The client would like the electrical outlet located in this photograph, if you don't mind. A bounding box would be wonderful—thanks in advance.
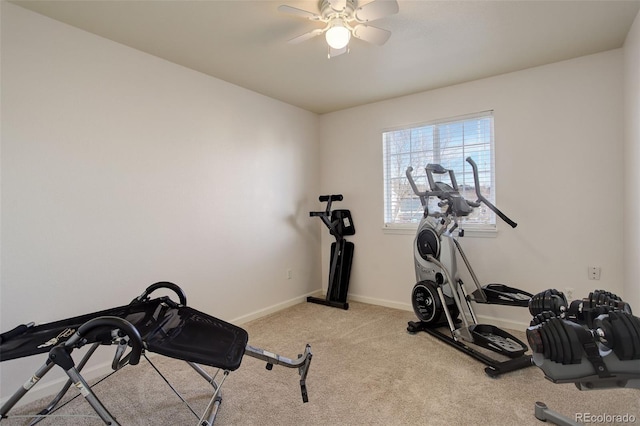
[287,269,292,280]
[588,266,601,280]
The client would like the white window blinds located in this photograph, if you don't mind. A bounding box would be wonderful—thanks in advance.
[382,111,495,229]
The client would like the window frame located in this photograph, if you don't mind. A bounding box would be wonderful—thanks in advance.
[382,111,497,235]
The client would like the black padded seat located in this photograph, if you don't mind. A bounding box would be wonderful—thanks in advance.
[1,297,249,371]
[138,305,248,371]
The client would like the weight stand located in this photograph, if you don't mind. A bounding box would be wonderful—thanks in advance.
[308,195,355,310]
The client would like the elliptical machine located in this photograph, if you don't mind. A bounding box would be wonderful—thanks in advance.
[307,194,355,310]
[406,157,533,377]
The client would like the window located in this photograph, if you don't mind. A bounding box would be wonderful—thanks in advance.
[382,111,495,230]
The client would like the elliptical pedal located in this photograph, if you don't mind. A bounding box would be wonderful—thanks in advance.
[472,284,533,307]
[469,324,528,358]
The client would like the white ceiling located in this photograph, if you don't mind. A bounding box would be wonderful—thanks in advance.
[11,0,640,114]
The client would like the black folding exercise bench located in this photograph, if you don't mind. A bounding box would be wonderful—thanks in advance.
[0,282,312,425]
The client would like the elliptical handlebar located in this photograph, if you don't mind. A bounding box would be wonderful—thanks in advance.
[405,167,429,199]
[406,165,467,201]
[406,158,518,228]
[426,163,459,193]
[465,157,517,228]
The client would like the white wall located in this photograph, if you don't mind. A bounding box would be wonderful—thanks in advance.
[1,2,320,400]
[319,50,625,327]
[624,10,640,311]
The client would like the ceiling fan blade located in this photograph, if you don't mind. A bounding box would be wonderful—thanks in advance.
[352,24,391,45]
[277,5,321,21]
[328,45,348,58]
[354,0,399,22]
[327,0,347,12]
[288,28,324,44]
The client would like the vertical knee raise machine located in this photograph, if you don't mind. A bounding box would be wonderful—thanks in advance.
[307,195,355,310]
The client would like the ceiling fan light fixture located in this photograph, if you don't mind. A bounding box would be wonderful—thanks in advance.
[280,0,398,57]
[325,19,351,49]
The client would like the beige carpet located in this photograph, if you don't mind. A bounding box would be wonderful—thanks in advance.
[4,301,639,425]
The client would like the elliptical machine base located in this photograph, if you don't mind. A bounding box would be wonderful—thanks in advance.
[407,279,531,377]
[407,320,533,377]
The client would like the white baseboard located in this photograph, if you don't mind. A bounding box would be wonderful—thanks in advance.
[347,293,413,312]
[229,290,320,325]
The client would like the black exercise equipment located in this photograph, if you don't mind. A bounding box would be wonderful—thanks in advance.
[406,157,534,377]
[527,289,639,425]
[307,194,355,310]
[0,282,312,425]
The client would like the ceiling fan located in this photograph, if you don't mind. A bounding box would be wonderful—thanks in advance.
[278,0,399,58]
